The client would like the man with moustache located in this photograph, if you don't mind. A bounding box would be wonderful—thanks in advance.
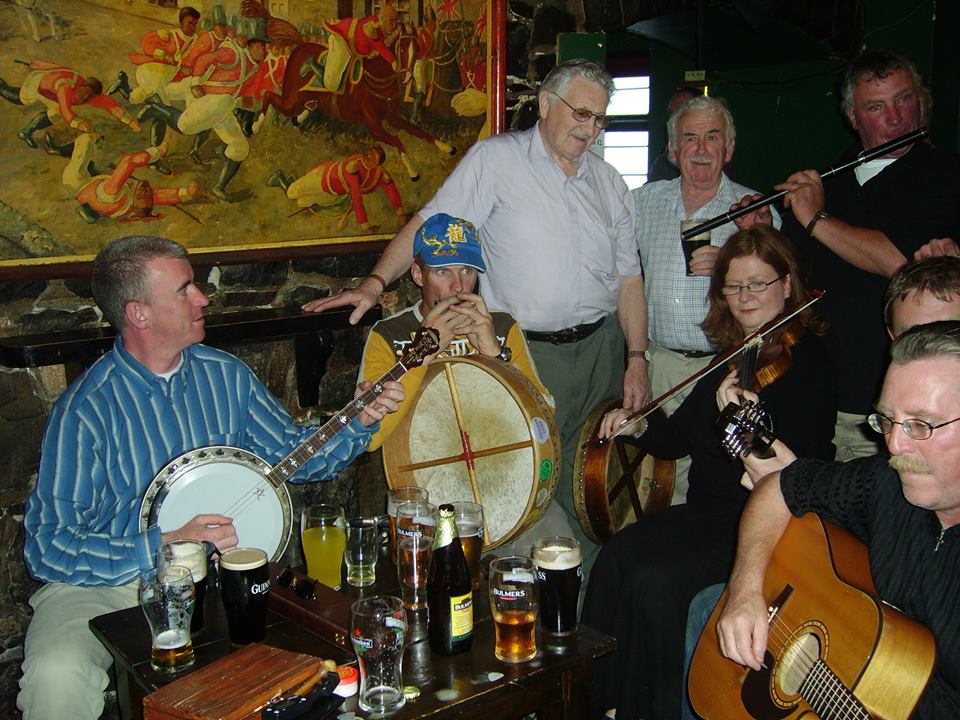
[680,255,960,720]
[647,86,702,183]
[776,49,960,460]
[632,95,775,502]
[18,236,403,720]
[716,320,960,719]
[305,59,645,578]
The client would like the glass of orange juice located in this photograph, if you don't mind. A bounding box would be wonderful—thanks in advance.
[301,504,346,589]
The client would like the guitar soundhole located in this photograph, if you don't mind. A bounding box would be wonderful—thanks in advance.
[776,632,822,696]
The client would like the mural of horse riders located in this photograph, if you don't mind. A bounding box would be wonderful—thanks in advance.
[259,1,457,181]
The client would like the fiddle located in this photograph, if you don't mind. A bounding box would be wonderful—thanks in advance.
[591,290,824,446]
[718,320,808,460]
[734,321,807,394]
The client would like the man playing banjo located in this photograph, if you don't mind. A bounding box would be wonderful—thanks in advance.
[18,235,404,720]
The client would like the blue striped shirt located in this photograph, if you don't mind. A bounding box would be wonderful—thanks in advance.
[24,338,375,586]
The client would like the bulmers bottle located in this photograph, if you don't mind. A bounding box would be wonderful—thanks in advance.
[427,504,473,654]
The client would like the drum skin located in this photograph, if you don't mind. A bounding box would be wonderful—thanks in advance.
[573,399,675,544]
[140,446,294,562]
[382,356,559,550]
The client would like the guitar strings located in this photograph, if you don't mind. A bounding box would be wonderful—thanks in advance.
[765,615,870,718]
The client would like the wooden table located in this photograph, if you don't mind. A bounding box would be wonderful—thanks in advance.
[90,563,615,720]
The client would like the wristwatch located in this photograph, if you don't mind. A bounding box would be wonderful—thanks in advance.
[496,344,512,363]
[805,209,830,237]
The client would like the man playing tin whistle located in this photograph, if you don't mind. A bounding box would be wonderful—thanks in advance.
[18,235,404,720]
[358,213,574,552]
[774,48,960,461]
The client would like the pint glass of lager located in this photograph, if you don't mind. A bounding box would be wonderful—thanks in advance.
[533,537,582,636]
[219,547,270,645]
[388,487,429,563]
[140,565,196,673]
[452,501,484,590]
[158,540,208,635]
[489,556,538,663]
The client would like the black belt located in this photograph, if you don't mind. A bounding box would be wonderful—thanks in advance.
[526,317,605,345]
[666,347,716,359]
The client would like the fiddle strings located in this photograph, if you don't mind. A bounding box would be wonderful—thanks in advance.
[763,613,871,718]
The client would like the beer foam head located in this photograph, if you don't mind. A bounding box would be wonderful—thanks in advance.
[220,547,268,571]
[162,540,207,578]
[534,543,581,570]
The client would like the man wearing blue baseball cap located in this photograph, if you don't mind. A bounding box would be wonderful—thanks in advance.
[358,214,574,548]
[359,213,552,447]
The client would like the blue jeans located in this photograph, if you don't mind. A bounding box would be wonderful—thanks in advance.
[681,583,725,720]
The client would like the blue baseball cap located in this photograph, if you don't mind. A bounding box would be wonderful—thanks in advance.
[413,213,486,272]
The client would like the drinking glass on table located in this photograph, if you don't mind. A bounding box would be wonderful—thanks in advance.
[157,539,209,635]
[396,500,437,555]
[140,565,196,673]
[345,516,379,587]
[397,529,433,611]
[452,500,484,590]
[387,486,428,562]
[218,547,270,645]
[533,536,582,636]
[489,556,538,663]
[301,504,346,589]
[351,595,407,715]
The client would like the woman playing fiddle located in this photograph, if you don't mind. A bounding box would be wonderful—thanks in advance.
[581,226,836,720]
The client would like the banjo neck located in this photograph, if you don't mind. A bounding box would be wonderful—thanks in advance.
[267,327,441,484]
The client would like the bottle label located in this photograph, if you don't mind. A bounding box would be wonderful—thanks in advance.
[450,591,473,641]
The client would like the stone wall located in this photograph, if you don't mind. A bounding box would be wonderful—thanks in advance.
[0,0,579,715]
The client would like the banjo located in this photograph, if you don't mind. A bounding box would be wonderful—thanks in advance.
[139,327,441,562]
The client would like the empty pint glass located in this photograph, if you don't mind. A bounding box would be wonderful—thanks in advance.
[219,547,270,645]
[387,486,428,562]
[452,501,484,590]
[351,595,407,715]
[533,536,582,636]
[489,556,538,663]
[345,516,379,587]
[140,565,196,673]
[158,540,208,635]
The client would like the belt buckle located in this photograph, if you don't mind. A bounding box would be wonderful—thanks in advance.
[551,327,577,344]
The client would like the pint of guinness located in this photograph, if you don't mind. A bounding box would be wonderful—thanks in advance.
[219,547,270,645]
[533,537,581,636]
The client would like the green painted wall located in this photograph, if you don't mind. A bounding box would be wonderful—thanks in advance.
[605,0,959,192]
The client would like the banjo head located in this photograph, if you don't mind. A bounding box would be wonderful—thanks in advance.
[140,446,293,563]
[573,399,675,543]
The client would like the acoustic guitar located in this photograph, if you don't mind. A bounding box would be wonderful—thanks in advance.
[689,512,935,720]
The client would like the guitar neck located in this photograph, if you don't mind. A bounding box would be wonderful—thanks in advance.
[266,360,410,484]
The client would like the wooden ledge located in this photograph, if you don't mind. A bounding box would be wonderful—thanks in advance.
[0,305,384,406]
